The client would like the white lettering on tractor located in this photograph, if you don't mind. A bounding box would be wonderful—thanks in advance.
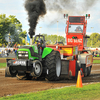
[68,38,73,43]
[68,38,82,43]
[13,61,26,66]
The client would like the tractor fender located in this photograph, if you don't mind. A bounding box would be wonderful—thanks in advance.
[42,47,53,58]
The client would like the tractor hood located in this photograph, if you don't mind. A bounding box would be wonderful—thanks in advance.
[17,45,39,60]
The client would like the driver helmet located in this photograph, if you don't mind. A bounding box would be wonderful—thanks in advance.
[38,38,43,43]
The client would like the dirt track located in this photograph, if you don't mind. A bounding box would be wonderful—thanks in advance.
[0,64,100,97]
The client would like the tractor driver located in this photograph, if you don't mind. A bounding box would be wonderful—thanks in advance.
[75,26,82,33]
[37,38,43,55]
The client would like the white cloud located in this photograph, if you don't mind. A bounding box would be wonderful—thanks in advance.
[0,0,6,3]
[86,32,92,36]
[97,19,100,23]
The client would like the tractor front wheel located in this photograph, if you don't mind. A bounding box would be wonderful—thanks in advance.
[30,60,43,77]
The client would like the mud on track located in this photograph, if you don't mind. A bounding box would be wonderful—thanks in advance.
[0,64,100,97]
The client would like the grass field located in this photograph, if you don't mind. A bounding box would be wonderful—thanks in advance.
[0,63,6,68]
[0,83,100,100]
[93,60,100,63]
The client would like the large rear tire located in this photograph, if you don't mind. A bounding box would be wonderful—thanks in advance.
[87,66,91,76]
[84,66,88,77]
[44,50,62,81]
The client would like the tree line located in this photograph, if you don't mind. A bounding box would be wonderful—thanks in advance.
[87,33,100,48]
[41,34,65,44]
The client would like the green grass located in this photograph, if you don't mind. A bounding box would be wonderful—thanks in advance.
[0,83,100,100]
[93,60,100,63]
[0,63,6,68]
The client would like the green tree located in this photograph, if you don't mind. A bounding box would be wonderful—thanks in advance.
[87,33,100,47]
[0,14,27,46]
[95,41,100,47]
[0,14,10,45]
[20,31,27,38]
[11,31,27,46]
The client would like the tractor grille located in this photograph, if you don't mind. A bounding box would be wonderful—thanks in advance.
[18,51,29,59]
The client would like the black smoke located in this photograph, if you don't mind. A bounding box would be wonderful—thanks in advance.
[25,0,46,38]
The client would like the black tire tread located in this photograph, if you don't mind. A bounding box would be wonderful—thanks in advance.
[84,67,88,77]
[43,50,61,81]
[87,66,91,76]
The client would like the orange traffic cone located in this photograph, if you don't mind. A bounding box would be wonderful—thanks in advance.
[76,71,83,88]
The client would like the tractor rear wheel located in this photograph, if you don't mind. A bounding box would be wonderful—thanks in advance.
[5,66,17,77]
[87,66,91,76]
[84,66,88,77]
[44,50,62,81]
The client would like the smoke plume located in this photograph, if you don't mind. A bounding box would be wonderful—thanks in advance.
[45,0,98,14]
[45,0,76,13]
[25,0,46,38]
[43,0,98,24]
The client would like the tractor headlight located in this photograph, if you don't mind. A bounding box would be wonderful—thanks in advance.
[25,54,28,57]
[18,51,29,59]
[18,54,22,57]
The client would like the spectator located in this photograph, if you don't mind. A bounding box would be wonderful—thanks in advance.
[8,49,11,53]
[15,48,17,56]
[4,49,7,56]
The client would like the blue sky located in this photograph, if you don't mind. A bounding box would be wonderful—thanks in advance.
[0,0,100,37]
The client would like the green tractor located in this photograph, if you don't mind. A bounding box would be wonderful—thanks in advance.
[5,35,62,81]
